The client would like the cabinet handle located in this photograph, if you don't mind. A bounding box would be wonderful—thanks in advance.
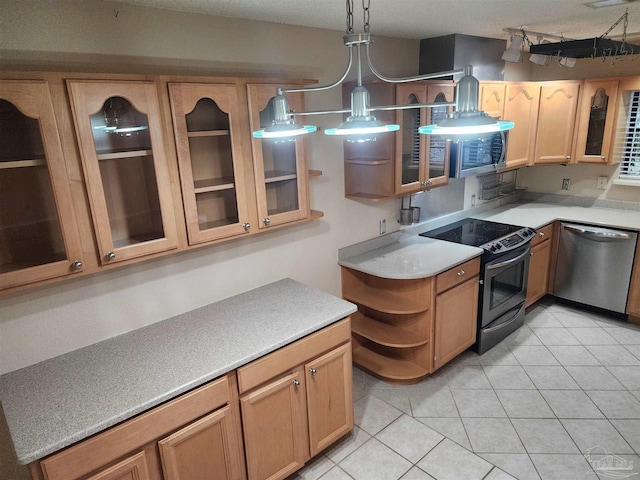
[457,269,466,276]
[105,251,116,261]
[293,379,300,388]
[262,218,271,226]
[242,222,250,231]
[309,368,317,376]
[72,260,83,271]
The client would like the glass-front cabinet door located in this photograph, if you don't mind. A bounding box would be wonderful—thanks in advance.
[395,82,452,196]
[67,80,178,265]
[168,83,251,244]
[0,80,83,290]
[574,79,619,164]
[247,84,309,229]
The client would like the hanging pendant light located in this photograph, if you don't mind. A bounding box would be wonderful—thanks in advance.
[252,0,514,141]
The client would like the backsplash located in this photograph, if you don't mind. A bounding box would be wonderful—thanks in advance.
[522,192,640,212]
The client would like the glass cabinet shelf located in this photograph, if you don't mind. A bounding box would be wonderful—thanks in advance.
[264,170,298,183]
[96,149,153,161]
[193,176,236,193]
[186,129,229,138]
[0,159,47,169]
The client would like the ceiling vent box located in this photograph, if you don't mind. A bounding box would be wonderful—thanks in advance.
[419,34,507,81]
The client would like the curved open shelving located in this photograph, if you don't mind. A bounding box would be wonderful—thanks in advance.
[344,286,428,315]
[351,311,429,348]
[352,346,429,384]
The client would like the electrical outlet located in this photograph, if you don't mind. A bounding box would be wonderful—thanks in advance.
[562,178,571,190]
[597,176,608,190]
[471,194,476,207]
[379,219,386,235]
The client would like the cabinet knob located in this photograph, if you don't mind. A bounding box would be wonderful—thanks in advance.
[72,260,83,271]
[293,379,300,388]
[601,156,606,160]
[105,251,116,261]
[565,156,571,160]
[457,269,466,276]
[530,252,534,257]
[426,179,432,186]
[242,222,251,231]
[309,368,317,376]
[262,218,271,226]
[539,232,545,237]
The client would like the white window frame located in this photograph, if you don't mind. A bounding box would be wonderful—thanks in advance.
[613,89,640,186]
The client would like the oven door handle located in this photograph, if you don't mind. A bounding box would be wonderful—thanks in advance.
[486,249,529,270]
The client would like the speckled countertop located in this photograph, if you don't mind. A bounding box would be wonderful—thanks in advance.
[0,278,357,465]
[339,201,640,280]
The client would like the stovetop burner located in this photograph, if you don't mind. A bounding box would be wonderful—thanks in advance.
[420,218,536,254]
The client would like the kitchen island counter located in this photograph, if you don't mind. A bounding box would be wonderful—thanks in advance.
[0,278,357,465]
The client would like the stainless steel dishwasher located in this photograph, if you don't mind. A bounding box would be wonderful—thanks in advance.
[554,223,638,314]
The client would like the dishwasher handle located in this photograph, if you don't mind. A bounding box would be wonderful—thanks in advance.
[563,224,631,242]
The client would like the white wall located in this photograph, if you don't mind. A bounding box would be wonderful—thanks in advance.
[0,0,417,374]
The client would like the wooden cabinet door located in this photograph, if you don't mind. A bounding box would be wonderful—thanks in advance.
[573,79,619,164]
[434,277,478,371]
[158,406,244,480]
[305,343,353,457]
[395,83,428,195]
[533,82,581,164]
[85,451,153,480]
[479,82,506,119]
[0,80,84,291]
[66,80,178,265]
[424,83,454,189]
[526,240,551,308]
[627,240,640,321]
[247,84,310,229]
[240,369,309,480]
[503,83,540,169]
[168,83,254,244]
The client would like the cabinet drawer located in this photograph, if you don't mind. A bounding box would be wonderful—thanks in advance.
[237,318,351,394]
[436,258,480,294]
[531,223,554,247]
[39,376,231,480]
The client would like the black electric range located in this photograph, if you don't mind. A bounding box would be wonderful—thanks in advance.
[419,218,536,256]
[421,218,536,354]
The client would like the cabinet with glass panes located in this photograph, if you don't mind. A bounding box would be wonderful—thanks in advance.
[395,81,453,196]
[66,80,179,265]
[0,80,84,290]
[247,84,321,229]
[168,83,253,244]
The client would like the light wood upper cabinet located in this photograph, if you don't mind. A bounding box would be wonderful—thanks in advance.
[573,79,620,164]
[503,83,540,169]
[168,83,253,244]
[247,84,310,229]
[0,80,84,290]
[533,81,581,164]
[479,82,506,119]
[394,82,453,196]
[67,80,179,265]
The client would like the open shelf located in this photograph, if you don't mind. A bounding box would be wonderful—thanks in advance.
[351,312,429,348]
[194,177,236,193]
[345,192,391,202]
[199,217,239,230]
[344,158,391,165]
[309,169,322,177]
[97,149,153,161]
[187,129,229,138]
[345,287,427,314]
[264,170,297,183]
[310,210,324,220]
[0,159,47,169]
[352,346,428,384]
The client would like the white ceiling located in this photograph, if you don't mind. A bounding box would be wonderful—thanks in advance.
[107,0,640,42]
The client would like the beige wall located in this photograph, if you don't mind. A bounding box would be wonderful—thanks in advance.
[0,0,418,374]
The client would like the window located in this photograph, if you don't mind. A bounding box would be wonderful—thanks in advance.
[613,89,640,185]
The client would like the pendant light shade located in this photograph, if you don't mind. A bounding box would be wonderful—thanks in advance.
[419,66,514,137]
[252,93,317,139]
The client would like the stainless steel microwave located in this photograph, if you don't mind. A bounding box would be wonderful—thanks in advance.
[449,131,508,178]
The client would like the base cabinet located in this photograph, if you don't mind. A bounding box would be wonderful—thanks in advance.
[433,259,480,371]
[627,237,640,323]
[525,223,555,308]
[237,320,353,480]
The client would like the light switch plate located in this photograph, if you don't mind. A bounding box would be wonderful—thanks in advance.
[597,176,608,190]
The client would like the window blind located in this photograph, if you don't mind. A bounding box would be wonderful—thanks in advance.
[615,90,640,183]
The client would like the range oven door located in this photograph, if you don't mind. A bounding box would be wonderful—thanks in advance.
[480,243,530,329]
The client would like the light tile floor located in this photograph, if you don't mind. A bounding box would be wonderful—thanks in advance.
[288,299,640,480]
